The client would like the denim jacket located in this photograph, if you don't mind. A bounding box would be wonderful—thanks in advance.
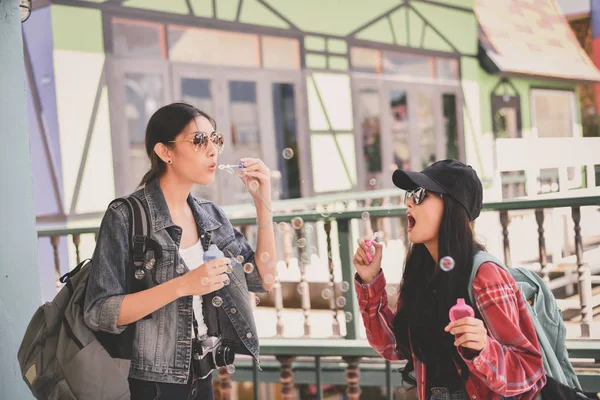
[84,178,266,384]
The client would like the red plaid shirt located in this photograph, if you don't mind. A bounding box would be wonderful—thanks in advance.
[355,262,546,400]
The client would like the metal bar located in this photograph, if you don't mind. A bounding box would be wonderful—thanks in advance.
[338,219,361,339]
[252,358,259,400]
[499,210,512,267]
[385,360,392,400]
[315,356,323,400]
[535,209,549,281]
[324,220,341,336]
[572,206,592,337]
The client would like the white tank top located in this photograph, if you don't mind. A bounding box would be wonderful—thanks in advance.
[179,239,209,339]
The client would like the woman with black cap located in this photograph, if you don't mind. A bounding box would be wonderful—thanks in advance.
[352,160,546,400]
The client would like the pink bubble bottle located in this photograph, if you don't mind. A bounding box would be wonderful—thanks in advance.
[449,298,474,322]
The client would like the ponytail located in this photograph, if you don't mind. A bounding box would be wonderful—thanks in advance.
[138,152,164,188]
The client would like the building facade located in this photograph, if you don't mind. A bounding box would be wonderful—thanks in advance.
[24,0,600,298]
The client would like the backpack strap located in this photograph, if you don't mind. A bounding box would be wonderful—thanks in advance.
[468,251,509,306]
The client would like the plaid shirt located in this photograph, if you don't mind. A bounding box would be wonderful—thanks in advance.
[355,262,546,400]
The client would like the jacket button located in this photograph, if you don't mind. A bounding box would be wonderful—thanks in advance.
[246,332,253,339]
[176,264,186,274]
[231,308,237,314]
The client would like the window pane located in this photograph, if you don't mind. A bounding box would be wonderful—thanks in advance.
[436,58,459,80]
[596,164,600,187]
[443,94,459,160]
[262,36,300,70]
[181,78,214,116]
[311,134,356,192]
[358,88,382,189]
[113,19,164,58]
[537,168,560,194]
[532,90,575,138]
[351,47,380,73]
[168,26,260,67]
[311,74,353,131]
[501,171,527,199]
[390,89,410,170]
[383,52,433,77]
[417,91,436,169]
[272,83,300,199]
[179,78,219,202]
[493,106,519,139]
[125,72,164,186]
[567,166,587,190]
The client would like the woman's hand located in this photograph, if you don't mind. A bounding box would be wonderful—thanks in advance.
[445,317,488,352]
[238,158,271,201]
[177,257,231,297]
[353,237,384,284]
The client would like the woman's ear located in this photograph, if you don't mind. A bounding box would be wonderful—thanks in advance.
[154,142,172,164]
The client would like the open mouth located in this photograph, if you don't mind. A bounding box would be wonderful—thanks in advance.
[407,213,416,231]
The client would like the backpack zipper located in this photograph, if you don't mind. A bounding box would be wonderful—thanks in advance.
[63,317,84,350]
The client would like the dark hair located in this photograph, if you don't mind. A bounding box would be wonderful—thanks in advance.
[393,195,485,386]
[138,102,216,187]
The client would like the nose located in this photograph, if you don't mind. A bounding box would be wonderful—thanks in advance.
[206,140,217,158]
[405,194,415,208]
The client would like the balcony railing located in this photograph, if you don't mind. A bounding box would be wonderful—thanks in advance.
[37,194,600,397]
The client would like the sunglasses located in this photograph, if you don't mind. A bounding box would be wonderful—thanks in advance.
[404,187,444,205]
[169,131,225,153]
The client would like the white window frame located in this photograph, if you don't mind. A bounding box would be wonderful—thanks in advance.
[530,89,578,139]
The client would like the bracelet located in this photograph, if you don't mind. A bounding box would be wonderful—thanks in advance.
[256,217,273,229]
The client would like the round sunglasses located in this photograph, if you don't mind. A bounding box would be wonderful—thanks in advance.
[169,131,225,153]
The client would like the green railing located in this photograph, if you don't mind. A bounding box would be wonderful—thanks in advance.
[37,195,600,398]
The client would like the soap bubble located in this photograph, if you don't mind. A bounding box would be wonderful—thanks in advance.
[300,252,309,264]
[310,246,318,255]
[291,216,304,230]
[297,238,307,248]
[226,266,233,274]
[282,148,294,160]
[277,222,289,233]
[223,278,230,286]
[212,296,223,307]
[340,281,350,292]
[386,285,397,296]
[345,312,353,322]
[361,211,370,220]
[369,178,377,186]
[201,277,210,286]
[236,255,245,264]
[255,296,261,306]
[296,282,307,295]
[336,296,347,307]
[226,365,236,374]
[440,256,456,272]
[134,269,145,280]
[243,263,254,273]
[260,252,271,262]
[271,170,282,179]
[264,274,275,284]
[321,288,332,300]
[249,180,259,190]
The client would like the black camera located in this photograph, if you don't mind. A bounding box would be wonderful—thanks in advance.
[192,336,235,379]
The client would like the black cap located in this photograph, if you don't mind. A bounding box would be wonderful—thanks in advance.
[392,159,483,221]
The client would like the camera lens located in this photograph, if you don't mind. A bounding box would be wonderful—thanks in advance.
[215,345,235,367]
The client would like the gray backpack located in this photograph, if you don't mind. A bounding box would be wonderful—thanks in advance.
[469,251,583,398]
[17,196,160,400]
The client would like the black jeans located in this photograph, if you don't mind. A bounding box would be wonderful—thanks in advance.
[129,373,214,400]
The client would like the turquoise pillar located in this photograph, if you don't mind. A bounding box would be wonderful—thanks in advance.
[0,1,41,399]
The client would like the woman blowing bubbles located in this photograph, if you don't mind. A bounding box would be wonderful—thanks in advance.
[84,103,276,400]
[353,160,546,400]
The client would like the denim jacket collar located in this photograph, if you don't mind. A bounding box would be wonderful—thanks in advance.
[144,178,222,233]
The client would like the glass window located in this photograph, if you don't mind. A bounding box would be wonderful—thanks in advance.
[358,88,382,189]
[261,36,300,70]
[168,26,260,67]
[112,19,165,58]
[436,58,459,80]
[537,168,560,194]
[181,78,214,116]
[124,72,164,186]
[596,164,600,187]
[443,94,459,160]
[531,89,576,138]
[390,89,410,170]
[501,171,527,199]
[351,47,380,73]
[567,166,587,190]
[308,74,353,131]
[229,81,260,146]
[417,91,436,169]
[272,83,300,199]
[382,52,433,77]
[311,134,356,192]
[493,106,520,139]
